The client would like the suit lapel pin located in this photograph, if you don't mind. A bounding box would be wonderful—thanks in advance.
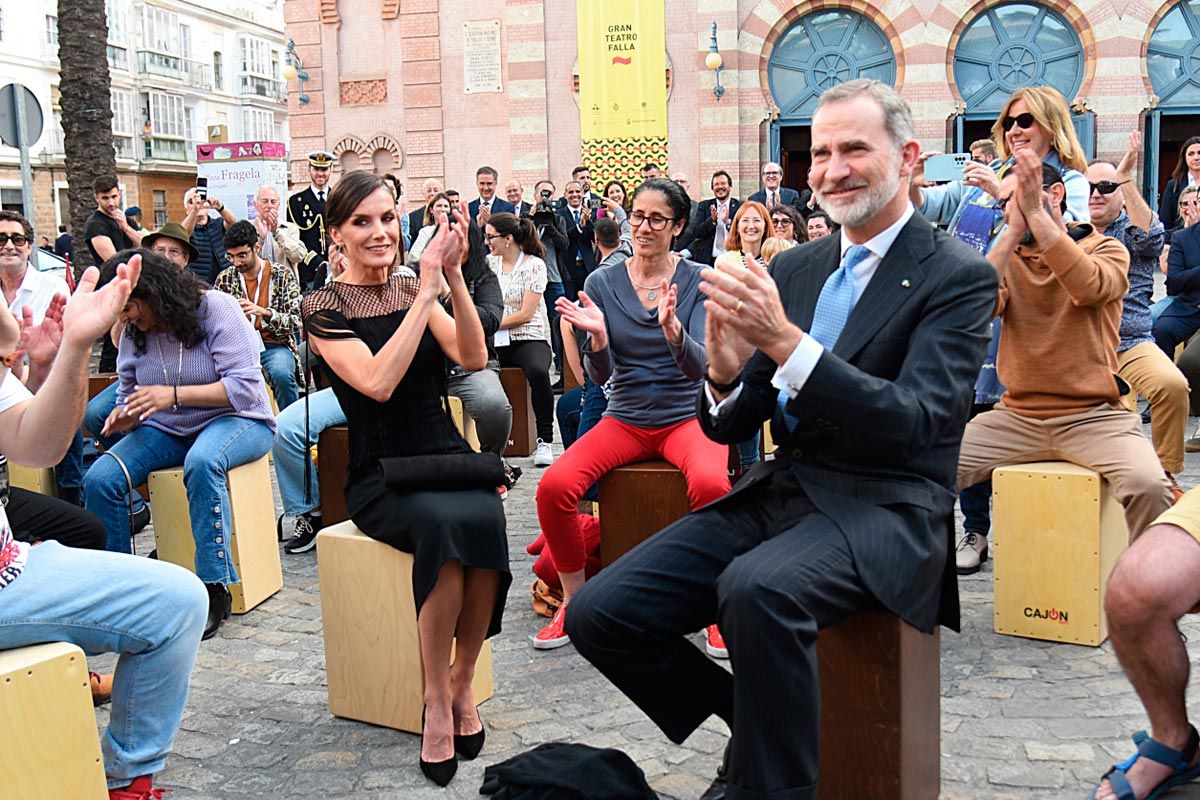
[901,279,911,288]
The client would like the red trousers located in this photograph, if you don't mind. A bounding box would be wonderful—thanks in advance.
[536,416,732,574]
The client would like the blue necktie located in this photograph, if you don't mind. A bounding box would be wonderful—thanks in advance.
[777,244,873,431]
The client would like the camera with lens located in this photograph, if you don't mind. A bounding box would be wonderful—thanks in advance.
[532,188,556,223]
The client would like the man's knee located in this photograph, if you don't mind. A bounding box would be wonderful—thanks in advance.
[1106,532,1182,625]
[717,554,809,627]
[564,579,624,654]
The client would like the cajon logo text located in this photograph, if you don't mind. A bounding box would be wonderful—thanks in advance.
[1023,606,1069,624]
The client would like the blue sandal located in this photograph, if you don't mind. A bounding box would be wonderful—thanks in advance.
[1092,726,1200,799]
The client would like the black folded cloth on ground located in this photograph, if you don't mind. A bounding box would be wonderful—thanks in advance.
[479,742,658,800]
[379,452,503,492]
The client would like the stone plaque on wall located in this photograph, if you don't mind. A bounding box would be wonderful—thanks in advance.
[462,20,502,94]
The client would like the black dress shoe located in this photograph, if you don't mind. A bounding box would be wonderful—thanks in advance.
[454,718,485,760]
[699,741,730,800]
[202,582,231,640]
[420,707,458,785]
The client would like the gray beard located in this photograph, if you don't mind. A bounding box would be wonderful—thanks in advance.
[817,168,901,229]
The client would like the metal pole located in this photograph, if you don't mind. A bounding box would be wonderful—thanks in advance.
[13,89,38,269]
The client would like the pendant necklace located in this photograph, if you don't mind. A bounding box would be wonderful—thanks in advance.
[628,257,674,301]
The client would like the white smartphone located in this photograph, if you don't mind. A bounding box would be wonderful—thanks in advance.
[924,153,970,183]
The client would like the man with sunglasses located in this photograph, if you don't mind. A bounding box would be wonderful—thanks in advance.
[958,148,1172,549]
[1085,136,1185,500]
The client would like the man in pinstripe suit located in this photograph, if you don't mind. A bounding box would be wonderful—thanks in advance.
[566,80,998,799]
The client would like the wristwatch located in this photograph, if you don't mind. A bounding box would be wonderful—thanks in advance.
[705,370,741,394]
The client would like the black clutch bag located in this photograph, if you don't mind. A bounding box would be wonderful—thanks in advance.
[379,452,505,492]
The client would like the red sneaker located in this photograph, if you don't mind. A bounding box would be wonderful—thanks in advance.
[109,775,166,799]
[706,625,729,659]
[532,599,571,650]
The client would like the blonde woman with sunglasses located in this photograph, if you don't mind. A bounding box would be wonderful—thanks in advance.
[912,85,1090,256]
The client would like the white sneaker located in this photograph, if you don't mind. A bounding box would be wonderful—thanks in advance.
[955,531,988,575]
[533,439,554,467]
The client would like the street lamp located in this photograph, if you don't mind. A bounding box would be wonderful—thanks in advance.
[282,38,311,105]
[706,22,725,101]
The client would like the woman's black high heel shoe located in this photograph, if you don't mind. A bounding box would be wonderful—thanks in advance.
[420,707,458,786]
[454,717,486,760]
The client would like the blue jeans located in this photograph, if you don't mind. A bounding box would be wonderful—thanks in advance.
[84,416,274,585]
[0,541,206,787]
[1150,297,1173,325]
[736,433,761,470]
[557,386,583,448]
[54,429,85,489]
[85,381,121,450]
[578,378,608,502]
[261,343,299,411]
[84,382,146,512]
[544,281,565,370]
[272,387,346,517]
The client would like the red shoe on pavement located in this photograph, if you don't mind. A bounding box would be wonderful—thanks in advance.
[532,599,571,650]
[108,775,166,799]
[705,625,729,659]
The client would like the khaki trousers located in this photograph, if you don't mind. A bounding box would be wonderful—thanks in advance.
[1117,341,1189,474]
[957,404,1172,539]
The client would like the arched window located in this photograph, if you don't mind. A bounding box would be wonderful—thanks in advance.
[339,150,360,174]
[1148,1,1200,106]
[372,148,394,175]
[952,3,1084,111]
[767,10,896,121]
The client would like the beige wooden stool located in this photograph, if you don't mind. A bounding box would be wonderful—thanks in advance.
[8,462,58,498]
[444,396,481,452]
[149,455,283,614]
[316,520,494,733]
[0,642,107,798]
[992,461,1128,646]
[500,367,537,457]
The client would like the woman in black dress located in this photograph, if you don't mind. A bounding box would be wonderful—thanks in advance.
[302,171,510,786]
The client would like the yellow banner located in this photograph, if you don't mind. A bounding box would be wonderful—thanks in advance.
[577,0,669,184]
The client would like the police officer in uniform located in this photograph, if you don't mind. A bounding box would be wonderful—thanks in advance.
[287,150,334,290]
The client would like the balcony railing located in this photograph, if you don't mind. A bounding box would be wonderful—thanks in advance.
[143,137,187,162]
[114,137,137,161]
[184,62,212,90]
[136,51,213,90]
[107,45,129,72]
[137,50,183,80]
[239,74,285,102]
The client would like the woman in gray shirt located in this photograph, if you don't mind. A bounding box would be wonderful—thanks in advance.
[532,178,732,652]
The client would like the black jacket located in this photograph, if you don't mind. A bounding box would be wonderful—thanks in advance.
[700,214,997,632]
[679,197,741,265]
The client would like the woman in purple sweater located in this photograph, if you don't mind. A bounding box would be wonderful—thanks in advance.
[84,250,276,640]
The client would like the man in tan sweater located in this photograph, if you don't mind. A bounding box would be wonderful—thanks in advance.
[956,147,1171,566]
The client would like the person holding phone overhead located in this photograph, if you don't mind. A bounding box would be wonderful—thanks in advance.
[908,85,1091,576]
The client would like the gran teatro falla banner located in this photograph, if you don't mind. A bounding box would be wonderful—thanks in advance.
[576,0,669,186]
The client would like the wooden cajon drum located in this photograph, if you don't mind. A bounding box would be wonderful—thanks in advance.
[817,613,940,798]
[316,521,494,733]
[563,364,582,394]
[597,460,692,567]
[992,461,1128,646]
[444,396,480,452]
[318,425,350,526]
[149,455,283,614]
[8,462,58,498]
[0,642,107,798]
[87,373,119,400]
[500,367,537,457]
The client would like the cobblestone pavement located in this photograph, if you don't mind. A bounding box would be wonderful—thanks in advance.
[89,416,1200,799]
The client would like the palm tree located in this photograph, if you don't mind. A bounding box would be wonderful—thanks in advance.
[57,0,116,271]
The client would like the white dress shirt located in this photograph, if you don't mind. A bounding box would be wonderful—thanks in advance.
[707,202,915,416]
[6,262,70,321]
[712,200,731,259]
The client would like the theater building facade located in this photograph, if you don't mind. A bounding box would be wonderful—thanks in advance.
[284,0,1200,210]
